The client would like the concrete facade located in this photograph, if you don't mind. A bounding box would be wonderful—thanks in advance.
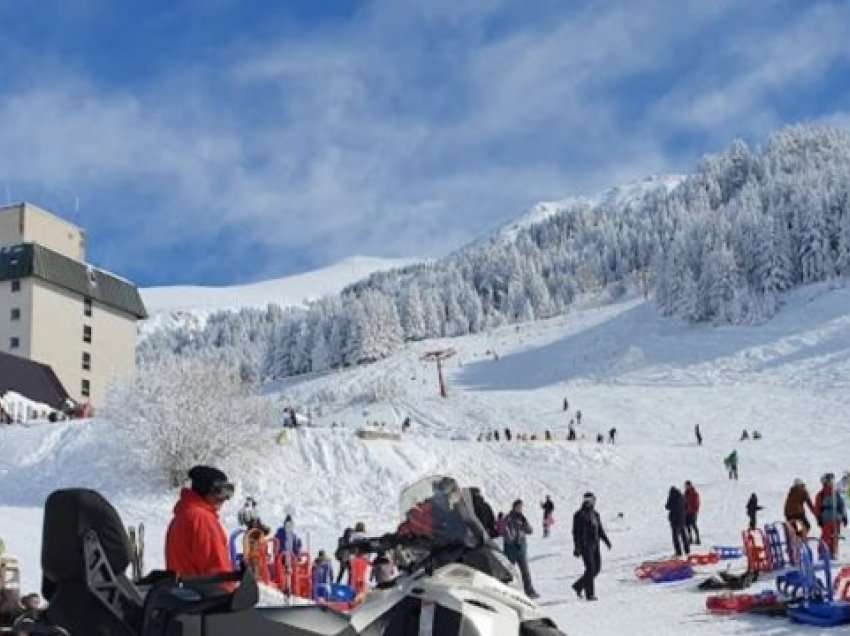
[0,203,86,261]
[0,204,141,408]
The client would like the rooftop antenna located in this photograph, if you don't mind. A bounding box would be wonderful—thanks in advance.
[421,348,457,398]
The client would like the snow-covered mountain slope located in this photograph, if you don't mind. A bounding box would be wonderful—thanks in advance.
[495,174,685,242]
[140,255,418,333]
[2,282,850,635]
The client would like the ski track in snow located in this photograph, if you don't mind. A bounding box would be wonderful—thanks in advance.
[2,282,850,635]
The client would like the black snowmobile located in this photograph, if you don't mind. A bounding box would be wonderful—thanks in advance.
[20,475,566,636]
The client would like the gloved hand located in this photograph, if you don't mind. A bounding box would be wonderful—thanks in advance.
[573,549,580,557]
[604,540,612,550]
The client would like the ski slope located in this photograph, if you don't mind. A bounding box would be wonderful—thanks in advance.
[2,281,850,635]
[140,255,418,334]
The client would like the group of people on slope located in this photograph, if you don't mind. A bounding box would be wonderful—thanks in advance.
[665,481,701,557]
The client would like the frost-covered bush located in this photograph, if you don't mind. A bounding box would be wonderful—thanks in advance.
[104,355,275,486]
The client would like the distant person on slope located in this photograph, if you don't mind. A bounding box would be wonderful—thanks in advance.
[541,496,555,538]
[608,428,617,444]
[814,473,848,558]
[784,479,815,536]
[665,486,690,557]
[572,492,611,601]
[746,493,763,531]
[740,429,749,441]
[503,500,539,599]
[563,398,569,412]
[694,424,703,446]
[724,451,739,480]
[165,465,234,578]
[684,481,701,545]
[576,410,582,426]
[505,428,512,441]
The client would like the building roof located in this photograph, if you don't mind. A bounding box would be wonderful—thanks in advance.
[0,351,71,408]
[0,243,147,319]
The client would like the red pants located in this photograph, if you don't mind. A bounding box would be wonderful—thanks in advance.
[822,523,839,559]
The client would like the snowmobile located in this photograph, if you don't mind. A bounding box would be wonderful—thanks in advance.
[22,475,566,636]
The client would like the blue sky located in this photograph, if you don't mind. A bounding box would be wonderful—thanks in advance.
[1,0,849,286]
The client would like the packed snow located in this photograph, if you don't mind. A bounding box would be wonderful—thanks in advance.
[2,282,850,635]
[140,255,418,334]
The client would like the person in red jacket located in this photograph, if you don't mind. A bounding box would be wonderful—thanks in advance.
[684,480,701,546]
[165,465,235,578]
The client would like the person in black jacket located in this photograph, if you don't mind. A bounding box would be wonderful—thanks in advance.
[665,486,690,557]
[572,492,611,601]
[746,493,763,530]
[541,496,555,538]
[470,487,497,538]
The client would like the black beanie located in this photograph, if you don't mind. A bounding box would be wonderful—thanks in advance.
[188,465,228,496]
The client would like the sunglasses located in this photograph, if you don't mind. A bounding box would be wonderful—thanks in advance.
[210,481,235,501]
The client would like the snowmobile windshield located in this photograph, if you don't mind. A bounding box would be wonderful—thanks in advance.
[397,476,484,550]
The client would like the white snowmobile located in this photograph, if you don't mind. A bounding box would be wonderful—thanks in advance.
[21,476,566,636]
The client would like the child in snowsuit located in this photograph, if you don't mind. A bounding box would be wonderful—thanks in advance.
[746,494,763,531]
[572,492,611,601]
[541,496,555,538]
[666,486,690,557]
[312,551,335,600]
[814,473,848,558]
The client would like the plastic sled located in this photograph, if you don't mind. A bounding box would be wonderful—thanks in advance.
[635,559,686,580]
[688,552,720,566]
[764,522,788,569]
[776,538,831,602]
[706,590,782,615]
[787,601,850,627]
[713,546,743,560]
[743,528,774,573]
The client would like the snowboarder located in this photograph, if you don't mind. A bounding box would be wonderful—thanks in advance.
[724,450,739,480]
[563,397,569,412]
[572,492,611,601]
[694,424,703,446]
[165,465,234,579]
[503,500,539,599]
[746,493,763,531]
[740,429,749,441]
[505,428,512,441]
[684,481,701,545]
[541,496,555,538]
[335,528,354,584]
[568,423,576,441]
[784,479,815,535]
[814,473,848,559]
[608,428,617,444]
[666,486,690,557]
[312,551,335,600]
[576,410,582,426]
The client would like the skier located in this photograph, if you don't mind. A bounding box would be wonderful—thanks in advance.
[665,486,690,557]
[608,428,617,444]
[335,528,354,584]
[746,493,763,531]
[541,496,555,538]
[694,424,703,446]
[740,429,749,441]
[165,465,234,579]
[814,473,848,558]
[311,550,335,600]
[684,481,701,545]
[784,479,815,536]
[576,410,582,426]
[724,450,739,480]
[571,492,611,601]
[502,500,539,599]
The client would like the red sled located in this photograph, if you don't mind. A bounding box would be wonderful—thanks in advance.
[687,552,720,566]
[707,591,782,614]
[635,559,690,581]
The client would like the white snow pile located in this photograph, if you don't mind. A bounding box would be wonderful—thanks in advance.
[140,255,418,334]
[2,281,850,635]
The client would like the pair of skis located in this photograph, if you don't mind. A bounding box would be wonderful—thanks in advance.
[128,523,145,582]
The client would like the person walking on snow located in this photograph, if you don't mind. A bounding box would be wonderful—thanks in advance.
[335,528,354,585]
[724,450,739,480]
[563,397,569,412]
[572,492,611,601]
[608,428,617,444]
[541,496,555,538]
[814,473,848,558]
[694,424,702,446]
[165,465,234,579]
[503,500,539,599]
[666,486,690,557]
[746,493,763,531]
[784,479,815,536]
[576,410,582,426]
[684,481,701,545]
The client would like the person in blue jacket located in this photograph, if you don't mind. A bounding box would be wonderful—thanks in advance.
[275,515,303,556]
[311,550,335,600]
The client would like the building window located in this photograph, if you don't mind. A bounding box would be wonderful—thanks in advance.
[82,352,91,371]
[11,280,20,292]
[9,337,19,349]
[81,379,90,397]
[84,297,92,317]
[10,308,20,321]
[83,325,92,343]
